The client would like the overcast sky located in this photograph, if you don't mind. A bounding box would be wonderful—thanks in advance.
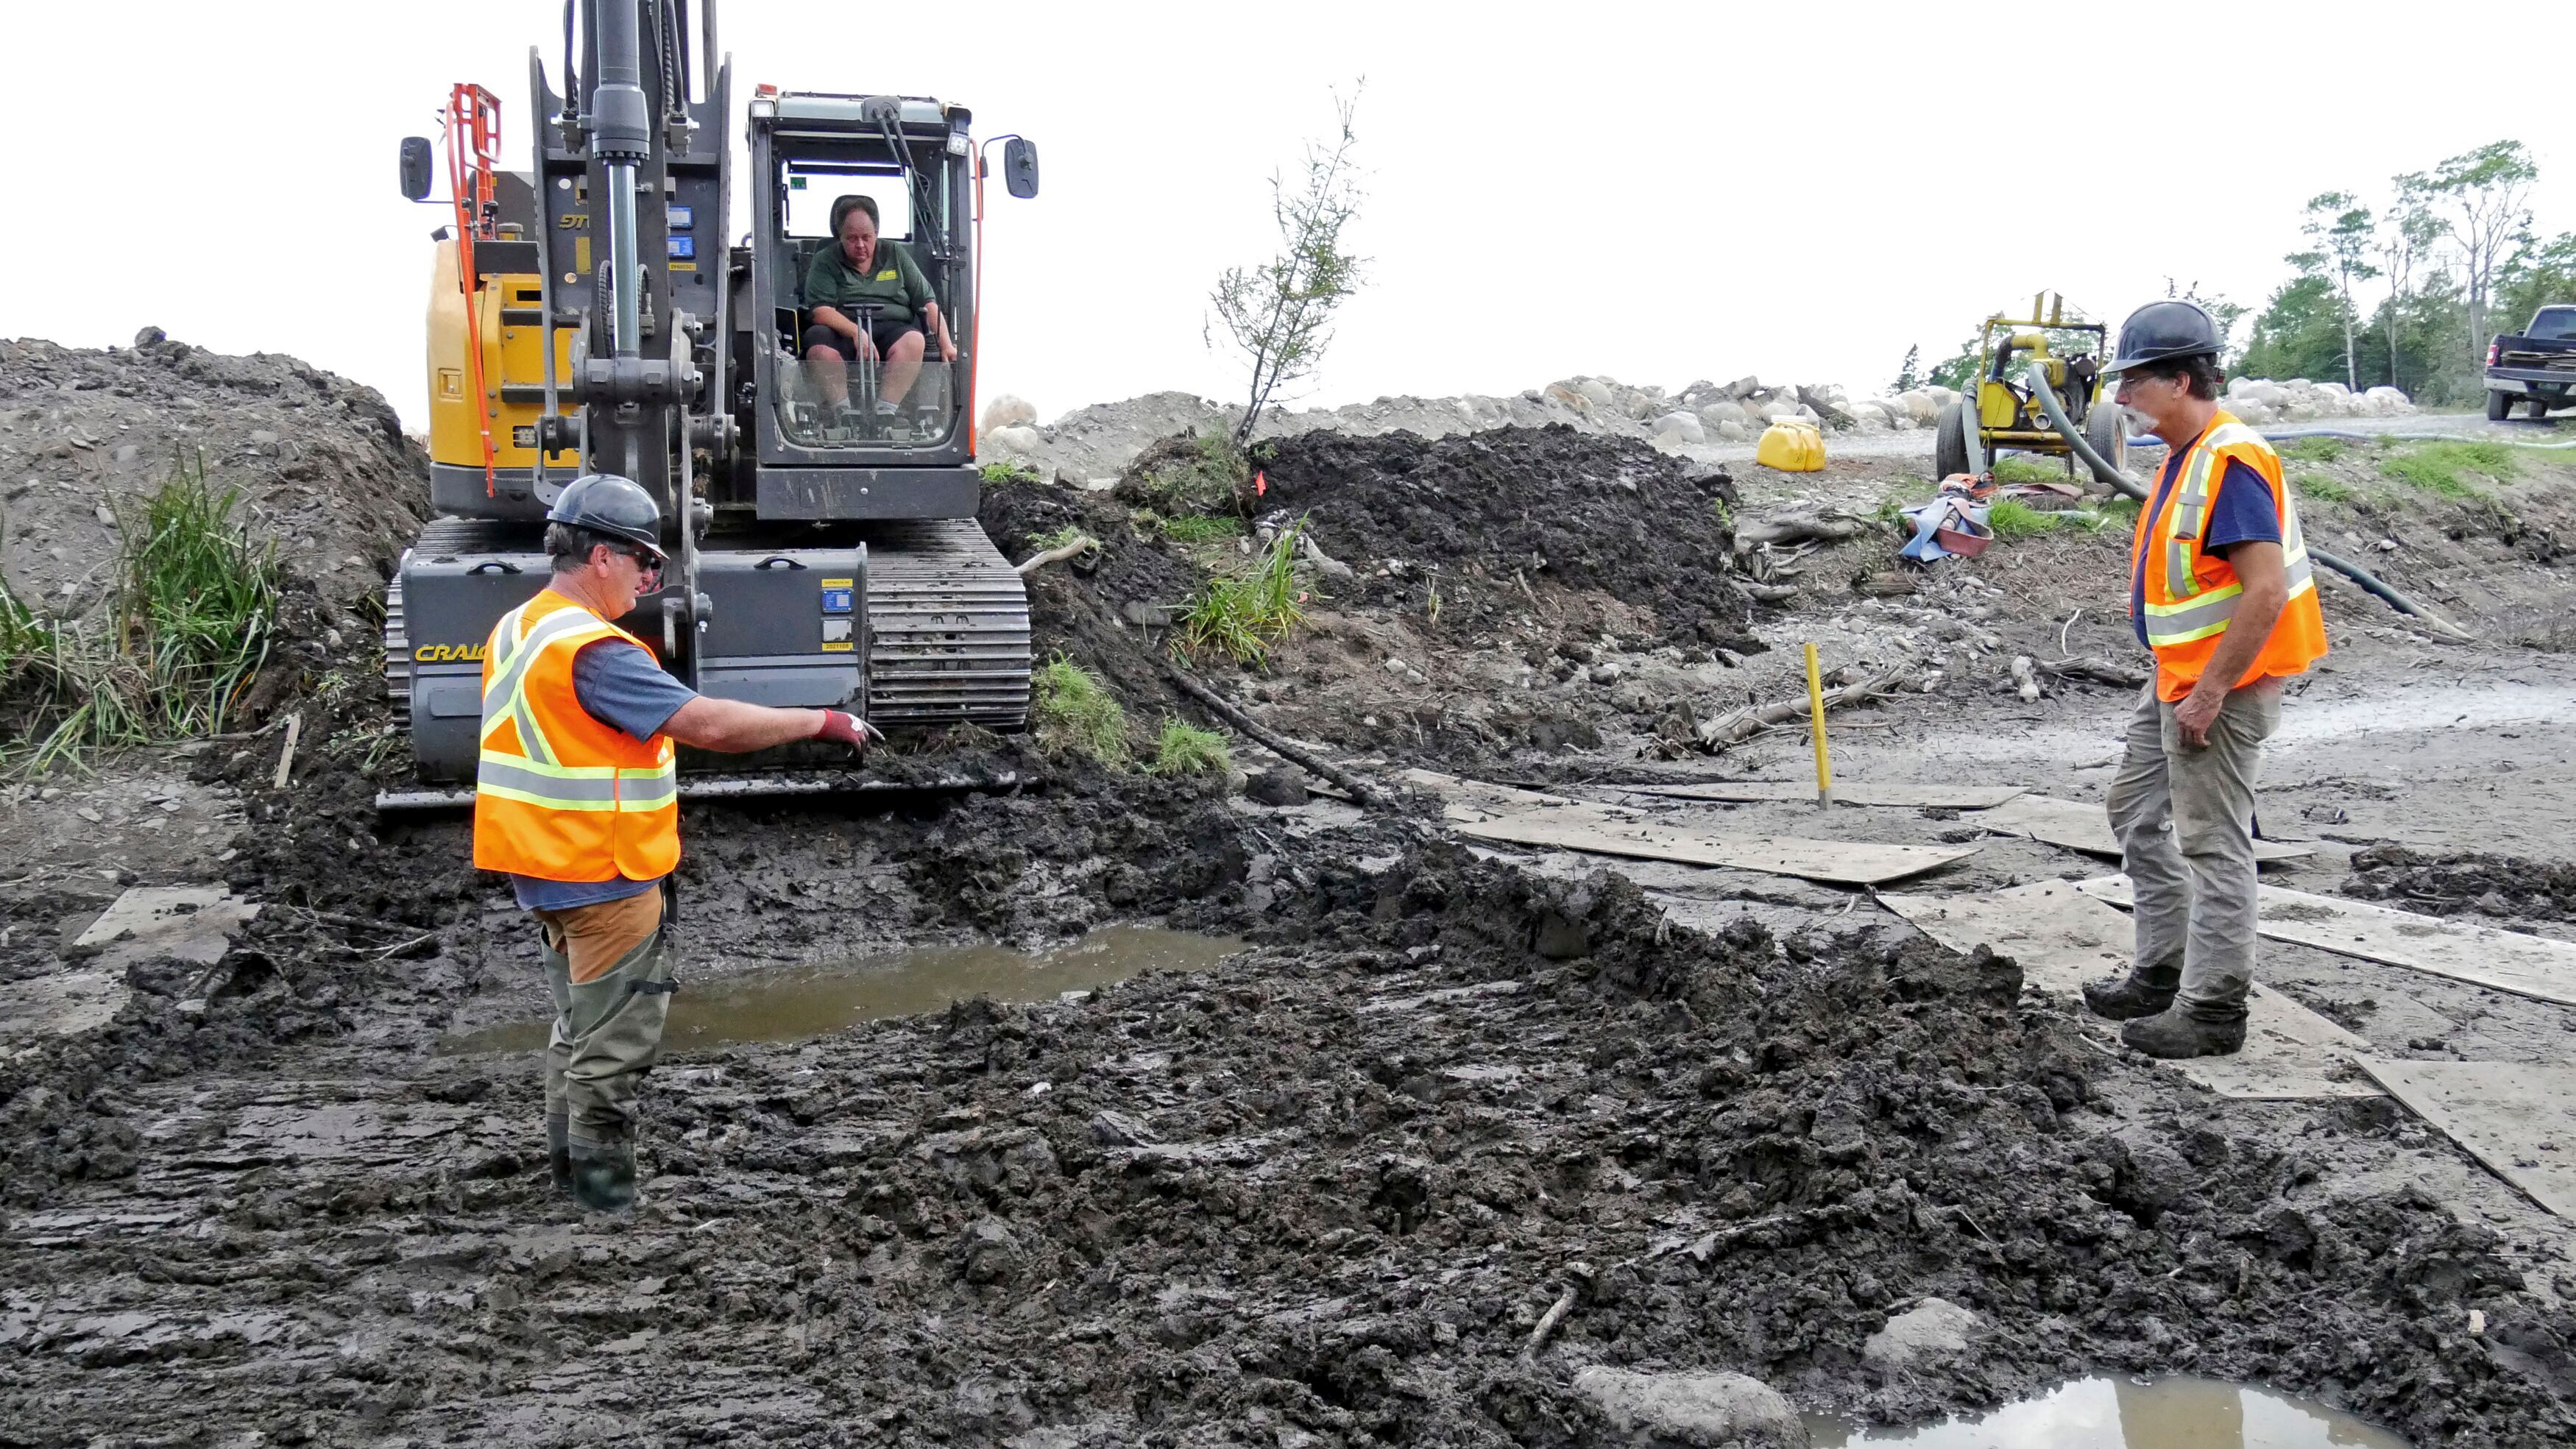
[7,3,2573,431]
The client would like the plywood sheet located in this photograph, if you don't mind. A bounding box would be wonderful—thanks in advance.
[2357,1059,2576,1217]
[1623,781,2026,809]
[1879,880,2379,1099]
[1972,794,2313,862]
[2076,874,2576,1007]
[1448,809,1975,887]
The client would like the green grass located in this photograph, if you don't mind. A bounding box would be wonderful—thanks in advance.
[3,453,281,773]
[2293,472,2356,503]
[1990,453,2076,485]
[1145,718,1230,776]
[1130,431,1250,514]
[978,459,1041,486]
[1030,653,1128,766]
[2277,436,2349,464]
[2378,440,2518,500]
[1986,497,2064,541]
[1159,514,1247,545]
[1178,519,1307,668]
[1029,525,1090,554]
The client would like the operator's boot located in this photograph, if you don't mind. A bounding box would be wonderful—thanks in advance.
[546,1110,573,1197]
[2120,1006,2246,1060]
[568,1138,637,1214]
[2082,974,2176,1021]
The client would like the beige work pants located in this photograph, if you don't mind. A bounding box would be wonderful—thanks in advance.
[2103,677,2281,1021]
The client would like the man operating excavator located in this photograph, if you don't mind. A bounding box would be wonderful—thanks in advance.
[473,474,881,1211]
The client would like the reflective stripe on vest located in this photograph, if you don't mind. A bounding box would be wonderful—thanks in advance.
[477,603,677,815]
[2141,421,2314,648]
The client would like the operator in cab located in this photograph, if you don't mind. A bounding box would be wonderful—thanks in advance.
[473,474,882,1212]
[2079,301,2327,1061]
[800,194,958,418]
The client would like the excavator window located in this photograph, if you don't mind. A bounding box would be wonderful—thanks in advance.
[769,149,964,450]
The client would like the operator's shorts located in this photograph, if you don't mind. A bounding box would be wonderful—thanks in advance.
[802,319,922,360]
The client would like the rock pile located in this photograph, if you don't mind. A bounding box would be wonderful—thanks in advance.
[2224,375,2415,425]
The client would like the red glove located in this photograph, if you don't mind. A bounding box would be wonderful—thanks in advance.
[814,710,882,754]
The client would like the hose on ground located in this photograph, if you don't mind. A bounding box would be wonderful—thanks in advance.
[2131,426,2576,450]
[2022,364,2475,642]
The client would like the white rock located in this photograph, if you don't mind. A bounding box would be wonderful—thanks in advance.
[1655,412,1706,444]
[1571,1367,1809,1448]
[1716,420,1749,442]
[2315,380,2350,397]
[986,425,1044,457]
[979,394,1037,431]
[1545,382,1593,414]
[1864,1297,1981,1371]
[1624,390,1660,420]
[1927,385,1960,408]
[1697,400,1748,428]
[1895,389,1942,425]
[2363,385,2412,414]
[1577,380,1616,408]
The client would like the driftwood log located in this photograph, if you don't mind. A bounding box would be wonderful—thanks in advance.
[2036,656,2150,689]
[1691,667,1911,751]
[1733,509,1872,548]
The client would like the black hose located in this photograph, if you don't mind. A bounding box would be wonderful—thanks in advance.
[2021,364,2474,642]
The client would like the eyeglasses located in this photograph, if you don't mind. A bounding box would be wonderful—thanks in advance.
[622,548,665,587]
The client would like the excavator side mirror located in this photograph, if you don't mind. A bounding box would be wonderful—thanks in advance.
[1002,138,1039,199]
[399,137,435,202]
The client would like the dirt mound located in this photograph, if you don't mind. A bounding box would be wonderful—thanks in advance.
[1258,425,1754,648]
[0,330,427,617]
[2343,843,2576,924]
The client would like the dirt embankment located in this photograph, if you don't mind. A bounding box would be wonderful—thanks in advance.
[7,336,2576,1445]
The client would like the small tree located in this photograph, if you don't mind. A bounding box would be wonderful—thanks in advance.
[2396,140,2537,369]
[2377,203,2444,387]
[2299,192,2379,390]
[1890,344,1922,394]
[1208,87,1367,450]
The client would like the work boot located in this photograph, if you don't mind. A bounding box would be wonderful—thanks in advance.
[2121,1007,2247,1060]
[546,1112,572,1197]
[567,1139,637,1214]
[2082,974,2176,1021]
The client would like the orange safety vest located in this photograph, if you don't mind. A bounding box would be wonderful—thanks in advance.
[2129,410,2328,701]
[471,590,681,882]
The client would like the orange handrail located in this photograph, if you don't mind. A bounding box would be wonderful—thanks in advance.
[445,83,503,492]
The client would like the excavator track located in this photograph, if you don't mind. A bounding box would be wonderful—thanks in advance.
[862,519,1032,729]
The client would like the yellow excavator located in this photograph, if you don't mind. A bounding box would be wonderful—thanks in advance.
[1934,291,2128,483]
[384,0,1041,809]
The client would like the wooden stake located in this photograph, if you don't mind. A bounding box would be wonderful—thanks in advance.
[1804,644,1833,808]
[273,712,301,790]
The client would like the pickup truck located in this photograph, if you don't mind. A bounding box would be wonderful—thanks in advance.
[2486,305,2576,419]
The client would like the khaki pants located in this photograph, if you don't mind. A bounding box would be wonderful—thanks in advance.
[2103,678,2281,1021]
[533,888,676,1151]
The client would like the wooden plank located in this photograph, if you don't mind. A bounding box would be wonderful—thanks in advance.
[2357,1059,2576,1217]
[2076,874,2576,1007]
[1621,781,2025,809]
[1972,793,2313,862]
[1879,881,2379,1099]
[1447,809,1975,888]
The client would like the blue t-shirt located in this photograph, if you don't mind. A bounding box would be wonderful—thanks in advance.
[510,639,700,911]
[2131,446,2283,651]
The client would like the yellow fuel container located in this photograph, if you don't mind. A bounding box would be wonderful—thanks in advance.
[1756,419,1826,472]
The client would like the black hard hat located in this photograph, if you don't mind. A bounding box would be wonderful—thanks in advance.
[2107,300,2221,373]
[545,473,667,561]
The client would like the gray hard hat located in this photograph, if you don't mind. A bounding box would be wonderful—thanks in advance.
[2107,300,2221,373]
[545,473,667,561]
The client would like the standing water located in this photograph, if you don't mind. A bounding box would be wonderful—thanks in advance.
[1807,1375,2409,1447]
[438,926,1242,1055]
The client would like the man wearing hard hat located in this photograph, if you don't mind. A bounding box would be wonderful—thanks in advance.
[475,473,880,1211]
[2081,301,2327,1059]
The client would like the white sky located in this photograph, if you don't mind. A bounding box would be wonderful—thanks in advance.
[7,2,2573,431]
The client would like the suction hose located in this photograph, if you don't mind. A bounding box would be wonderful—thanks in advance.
[2135,426,2576,450]
[2022,364,2474,642]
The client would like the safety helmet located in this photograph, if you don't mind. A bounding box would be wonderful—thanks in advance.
[544,473,667,561]
[2106,300,2221,373]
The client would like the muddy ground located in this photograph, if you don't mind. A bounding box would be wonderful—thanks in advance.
[6,339,2576,1446]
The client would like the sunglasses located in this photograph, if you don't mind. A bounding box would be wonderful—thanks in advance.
[620,548,665,587]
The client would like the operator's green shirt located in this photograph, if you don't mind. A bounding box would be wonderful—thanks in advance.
[803,240,933,328]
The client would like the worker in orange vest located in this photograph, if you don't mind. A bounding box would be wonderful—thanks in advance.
[2081,302,2327,1059]
[474,474,880,1211]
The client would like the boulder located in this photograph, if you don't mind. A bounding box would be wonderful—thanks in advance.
[1714,419,1749,442]
[1624,390,1661,420]
[1655,411,1706,445]
[1894,389,1942,425]
[1572,1367,1809,1448]
[2363,385,2412,414]
[1862,1297,1982,1372]
[1545,383,1593,415]
[986,425,1044,457]
[980,394,1038,431]
[2315,380,2350,397]
[2232,400,2279,425]
[1577,380,1616,408]
[1696,400,1748,428]
[1926,384,1960,409]
[1719,375,1763,401]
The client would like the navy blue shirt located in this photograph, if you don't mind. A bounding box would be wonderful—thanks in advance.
[509,639,699,911]
[2131,443,2283,651]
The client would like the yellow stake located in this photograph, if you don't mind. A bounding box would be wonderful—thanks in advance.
[1805,642,1833,808]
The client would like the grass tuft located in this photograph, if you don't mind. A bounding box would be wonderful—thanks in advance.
[1178,519,1307,668]
[1128,431,1250,514]
[978,459,1041,486]
[1031,653,1128,766]
[1159,514,1248,545]
[1990,453,2076,485]
[2277,436,2349,464]
[2294,472,2356,503]
[2379,440,2517,500]
[1986,497,2063,542]
[1146,718,1230,776]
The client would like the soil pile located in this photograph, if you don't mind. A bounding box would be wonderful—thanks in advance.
[2343,843,2576,924]
[0,330,426,615]
[1256,425,1752,648]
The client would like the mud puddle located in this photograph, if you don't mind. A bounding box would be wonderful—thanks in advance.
[2270,682,2576,747]
[436,926,1242,1055]
[1809,1375,2409,1448]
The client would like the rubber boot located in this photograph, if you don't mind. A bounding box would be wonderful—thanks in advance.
[2082,975,2176,1021]
[2121,1006,2247,1060]
[568,1138,637,1214]
[546,1111,573,1197]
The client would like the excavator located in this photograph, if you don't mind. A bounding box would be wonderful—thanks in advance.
[381,0,1040,809]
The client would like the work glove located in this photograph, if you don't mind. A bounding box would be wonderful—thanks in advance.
[814,710,883,754]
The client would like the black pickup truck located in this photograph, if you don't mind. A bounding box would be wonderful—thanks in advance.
[2486,305,2576,419]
